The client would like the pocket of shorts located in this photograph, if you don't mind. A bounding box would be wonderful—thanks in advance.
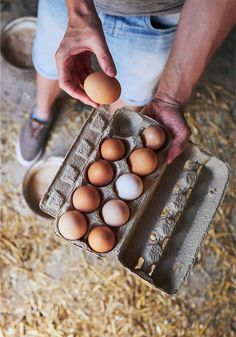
[145,15,178,34]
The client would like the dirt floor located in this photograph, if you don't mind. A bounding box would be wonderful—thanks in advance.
[1,1,236,337]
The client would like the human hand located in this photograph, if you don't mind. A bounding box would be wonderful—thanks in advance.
[55,11,116,108]
[141,96,191,164]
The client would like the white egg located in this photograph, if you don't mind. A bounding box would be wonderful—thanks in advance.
[115,173,143,200]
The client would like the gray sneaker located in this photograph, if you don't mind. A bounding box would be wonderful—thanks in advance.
[16,115,52,166]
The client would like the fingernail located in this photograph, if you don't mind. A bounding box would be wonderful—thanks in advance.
[106,67,116,77]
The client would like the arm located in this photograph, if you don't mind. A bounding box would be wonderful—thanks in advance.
[55,0,116,107]
[143,0,235,163]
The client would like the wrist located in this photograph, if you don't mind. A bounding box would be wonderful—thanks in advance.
[156,76,193,109]
[66,0,96,25]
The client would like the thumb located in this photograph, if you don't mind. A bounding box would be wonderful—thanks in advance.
[166,128,191,164]
[140,105,155,119]
[166,143,184,164]
[95,39,116,77]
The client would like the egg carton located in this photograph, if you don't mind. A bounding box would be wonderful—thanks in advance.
[40,107,172,255]
[40,107,230,294]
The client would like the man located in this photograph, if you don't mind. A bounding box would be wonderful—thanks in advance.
[16,0,235,166]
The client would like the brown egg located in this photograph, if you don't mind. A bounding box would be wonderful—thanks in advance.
[58,210,88,240]
[128,148,158,176]
[72,185,101,213]
[142,125,166,150]
[102,199,130,227]
[88,226,116,253]
[87,160,114,186]
[100,138,125,161]
[84,71,121,104]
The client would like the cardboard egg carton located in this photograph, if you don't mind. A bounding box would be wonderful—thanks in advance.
[40,107,229,294]
[40,107,171,255]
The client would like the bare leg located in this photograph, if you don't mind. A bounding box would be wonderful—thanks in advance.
[35,73,61,120]
[109,98,144,114]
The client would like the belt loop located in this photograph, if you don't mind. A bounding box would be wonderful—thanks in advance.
[111,15,123,37]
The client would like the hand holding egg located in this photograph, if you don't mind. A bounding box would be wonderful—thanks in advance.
[55,5,117,109]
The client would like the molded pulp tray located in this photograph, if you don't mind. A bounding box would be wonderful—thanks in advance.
[40,107,229,294]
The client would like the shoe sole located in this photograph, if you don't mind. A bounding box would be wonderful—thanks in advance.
[16,140,44,167]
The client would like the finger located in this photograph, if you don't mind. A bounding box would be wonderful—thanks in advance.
[85,67,94,76]
[94,38,117,77]
[166,128,191,164]
[56,54,99,107]
[78,69,88,86]
[140,105,155,119]
[56,52,74,88]
[61,80,99,108]
[78,67,94,86]
[166,143,185,164]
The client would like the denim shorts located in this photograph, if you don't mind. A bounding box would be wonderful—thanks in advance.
[33,0,180,106]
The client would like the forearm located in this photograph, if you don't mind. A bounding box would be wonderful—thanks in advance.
[157,0,235,106]
[65,0,97,23]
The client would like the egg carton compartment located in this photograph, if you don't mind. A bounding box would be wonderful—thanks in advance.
[40,107,171,257]
[40,108,229,293]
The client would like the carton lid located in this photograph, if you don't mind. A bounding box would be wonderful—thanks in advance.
[118,143,230,293]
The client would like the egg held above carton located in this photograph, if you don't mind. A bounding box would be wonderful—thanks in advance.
[40,107,230,294]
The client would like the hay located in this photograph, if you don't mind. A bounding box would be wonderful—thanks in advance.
[1,82,236,337]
